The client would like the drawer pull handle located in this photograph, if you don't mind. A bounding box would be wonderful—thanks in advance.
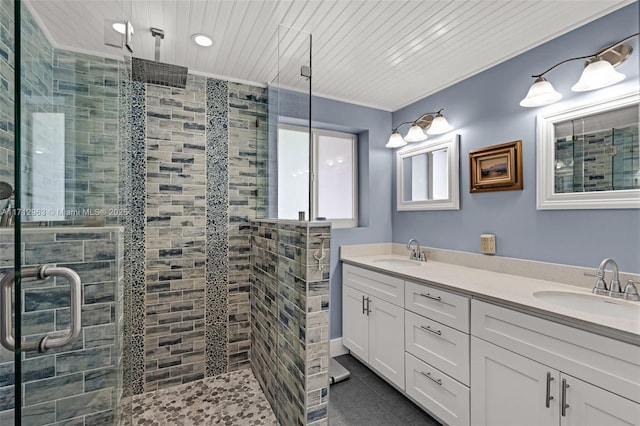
[545,372,554,408]
[561,379,570,417]
[419,293,442,302]
[420,371,442,386]
[362,296,371,316]
[419,325,442,336]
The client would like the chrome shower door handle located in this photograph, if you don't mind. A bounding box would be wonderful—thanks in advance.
[1,271,18,351]
[38,265,82,351]
[0,264,82,352]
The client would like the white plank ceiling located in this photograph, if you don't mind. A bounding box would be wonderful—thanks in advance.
[26,0,634,111]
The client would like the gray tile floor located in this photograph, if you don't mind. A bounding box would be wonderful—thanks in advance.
[329,354,441,426]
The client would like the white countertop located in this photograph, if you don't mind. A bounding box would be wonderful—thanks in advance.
[341,251,640,345]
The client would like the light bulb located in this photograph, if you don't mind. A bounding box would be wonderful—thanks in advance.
[192,34,214,47]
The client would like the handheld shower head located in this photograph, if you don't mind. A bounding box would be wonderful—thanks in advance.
[0,182,13,200]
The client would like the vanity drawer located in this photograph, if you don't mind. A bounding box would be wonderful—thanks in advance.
[405,353,470,426]
[471,300,640,404]
[405,310,470,385]
[343,264,404,307]
[405,281,469,332]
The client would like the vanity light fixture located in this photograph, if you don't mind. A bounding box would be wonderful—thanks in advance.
[192,34,213,47]
[520,32,639,108]
[385,109,453,148]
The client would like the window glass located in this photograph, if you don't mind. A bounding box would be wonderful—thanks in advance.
[277,126,358,227]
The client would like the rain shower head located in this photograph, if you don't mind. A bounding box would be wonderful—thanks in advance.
[132,28,188,89]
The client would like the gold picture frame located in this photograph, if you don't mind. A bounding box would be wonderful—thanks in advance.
[469,140,523,192]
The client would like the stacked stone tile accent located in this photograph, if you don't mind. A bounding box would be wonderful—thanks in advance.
[205,78,229,377]
[0,228,125,425]
[143,76,209,392]
[251,219,331,425]
[127,81,147,396]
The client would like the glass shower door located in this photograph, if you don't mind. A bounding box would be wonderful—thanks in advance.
[0,0,132,424]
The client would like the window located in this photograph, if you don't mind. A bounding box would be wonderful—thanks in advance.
[278,125,358,228]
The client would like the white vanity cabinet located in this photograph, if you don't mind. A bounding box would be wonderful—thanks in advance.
[404,281,471,426]
[471,300,640,426]
[341,261,640,426]
[342,265,405,389]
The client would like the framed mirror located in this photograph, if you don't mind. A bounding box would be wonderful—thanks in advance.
[396,134,459,211]
[537,91,639,209]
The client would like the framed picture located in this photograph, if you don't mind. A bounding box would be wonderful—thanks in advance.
[469,140,523,192]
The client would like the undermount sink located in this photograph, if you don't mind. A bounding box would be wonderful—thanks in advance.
[533,291,640,321]
[372,258,423,268]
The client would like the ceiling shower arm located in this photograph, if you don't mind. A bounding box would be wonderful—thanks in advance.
[151,27,165,62]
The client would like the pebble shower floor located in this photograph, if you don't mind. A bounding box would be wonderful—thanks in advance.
[132,370,277,425]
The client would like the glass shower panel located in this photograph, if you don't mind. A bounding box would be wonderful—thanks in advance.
[259,24,313,424]
[0,0,133,424]
[266,25,312,219]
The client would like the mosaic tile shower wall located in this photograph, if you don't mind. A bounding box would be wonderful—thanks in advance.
[227,83,267,372]
[251,219,331,426]
[52,49,122,221]
[0,0,54,199]
[204,78,229,377]
[143,76,209,392]
[128,77,267,392]
[0,227,125,425]
[128,81,147,396]
[0,0,15,185]
[0,0,121,222]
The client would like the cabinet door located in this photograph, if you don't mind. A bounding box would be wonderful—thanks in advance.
[471,336,558,426]
[343,285,369,361]
[561,374,640,426]
[369,295,405,389]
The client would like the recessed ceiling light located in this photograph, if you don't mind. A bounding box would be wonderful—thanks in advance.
[112,22,127,34]
[192,34,213,47]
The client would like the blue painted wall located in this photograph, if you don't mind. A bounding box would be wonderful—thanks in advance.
[392,3,640,276]
[274,89,393,339]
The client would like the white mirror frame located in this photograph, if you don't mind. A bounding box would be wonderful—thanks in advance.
[536,91,640,210]
[396,134,460,211]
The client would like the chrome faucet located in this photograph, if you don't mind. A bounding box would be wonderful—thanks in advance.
[594,258,622,298]
[407,239,426,262]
